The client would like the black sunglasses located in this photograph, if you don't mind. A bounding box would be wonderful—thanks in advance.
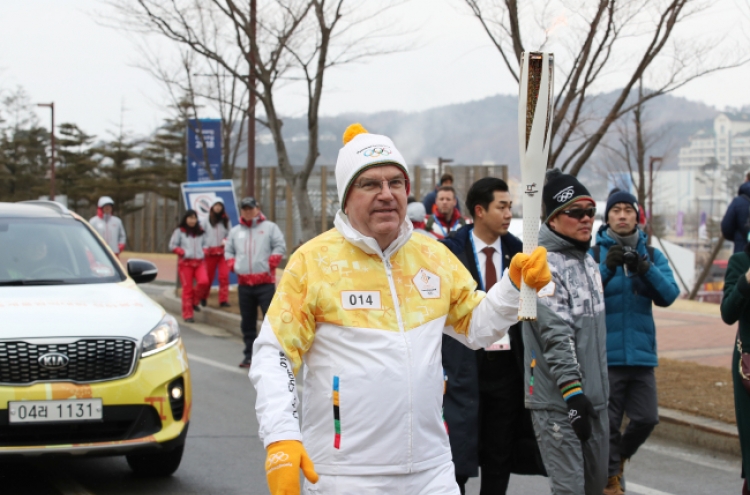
[561,207,596,220]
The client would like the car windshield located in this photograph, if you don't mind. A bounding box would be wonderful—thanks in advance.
[0,217,125,285]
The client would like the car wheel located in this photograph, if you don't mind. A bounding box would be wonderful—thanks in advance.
[126,444,184,477]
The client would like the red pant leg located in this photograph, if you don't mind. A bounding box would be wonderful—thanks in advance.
[216,256,230,303]
[178,262,196,320]
[194,261,209,305]
[205,254,219,290]
[201,254,223,299]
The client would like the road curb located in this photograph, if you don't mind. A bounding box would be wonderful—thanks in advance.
[151,288,741,457]
[655,407,740,456]
[152,288,243,339]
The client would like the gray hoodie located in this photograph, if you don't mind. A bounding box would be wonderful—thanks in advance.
[522,223,609,413]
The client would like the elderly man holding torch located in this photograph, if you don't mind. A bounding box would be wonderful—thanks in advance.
[249,124,551,495]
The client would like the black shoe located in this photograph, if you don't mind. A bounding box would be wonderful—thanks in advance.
[220,302,231,308]
[193,305,201,312]
[184,317,195,323]
[200,299,207,307]
[238,358,252,368]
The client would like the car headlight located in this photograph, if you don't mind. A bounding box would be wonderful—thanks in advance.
[142,314,180,357]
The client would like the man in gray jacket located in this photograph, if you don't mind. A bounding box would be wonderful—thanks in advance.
[523,169,609,495]
[225,197,286,368]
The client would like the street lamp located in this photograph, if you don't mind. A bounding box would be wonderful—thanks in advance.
[648,155,663,244]
[37,102,55,201]
[247,0,257,198]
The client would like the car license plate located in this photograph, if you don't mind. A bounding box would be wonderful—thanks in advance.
[8,399,103,424]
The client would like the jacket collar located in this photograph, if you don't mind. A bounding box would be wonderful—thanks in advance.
[431,204,461,227]
[595,224,647,249]
[240,212,266,228]
[334,209,413,259]
[540,223,588,260]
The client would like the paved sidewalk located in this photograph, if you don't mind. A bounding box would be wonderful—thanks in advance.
[655,299,734,369]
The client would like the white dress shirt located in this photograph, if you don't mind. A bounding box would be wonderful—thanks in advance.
[471,231,503,291]
[471,231,510,350]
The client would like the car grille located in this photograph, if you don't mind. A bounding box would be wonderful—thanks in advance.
[0,339,137,384]
[0,405,162,447]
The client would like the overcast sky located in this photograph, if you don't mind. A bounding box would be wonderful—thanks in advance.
[2,0,748,139]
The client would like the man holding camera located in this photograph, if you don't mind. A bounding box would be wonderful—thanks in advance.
[592,190,679,495]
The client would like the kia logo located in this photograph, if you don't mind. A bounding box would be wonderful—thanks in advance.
[38,352,69,370]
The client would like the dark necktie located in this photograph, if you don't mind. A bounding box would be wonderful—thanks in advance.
[482,246,497,291]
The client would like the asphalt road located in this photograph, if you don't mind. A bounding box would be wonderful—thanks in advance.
[0,306,744,494]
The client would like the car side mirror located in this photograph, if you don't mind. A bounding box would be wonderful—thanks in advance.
[127,259,158,284]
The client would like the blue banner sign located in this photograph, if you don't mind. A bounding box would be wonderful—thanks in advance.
[187,119,222,182]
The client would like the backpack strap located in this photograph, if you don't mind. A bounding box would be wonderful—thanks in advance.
[591,245,601,263]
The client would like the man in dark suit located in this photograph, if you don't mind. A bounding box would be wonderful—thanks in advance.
[441,177,545,494]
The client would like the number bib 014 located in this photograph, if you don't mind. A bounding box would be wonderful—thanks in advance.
[341,291,382,310]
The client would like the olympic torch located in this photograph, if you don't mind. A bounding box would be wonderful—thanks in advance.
[518,52,554,320]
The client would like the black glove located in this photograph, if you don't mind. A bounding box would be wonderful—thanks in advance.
[636,258,651,276]
[562,388,596,442]
[604,245,624,271]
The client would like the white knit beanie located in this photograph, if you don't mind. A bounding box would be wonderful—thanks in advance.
[335,123,410,209]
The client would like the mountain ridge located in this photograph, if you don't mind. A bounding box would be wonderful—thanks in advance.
[255,89,720,179]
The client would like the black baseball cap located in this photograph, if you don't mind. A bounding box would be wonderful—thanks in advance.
[240,197,258,209]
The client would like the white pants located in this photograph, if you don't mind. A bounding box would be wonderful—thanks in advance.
[303,461,460,495]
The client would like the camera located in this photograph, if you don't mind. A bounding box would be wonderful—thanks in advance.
[622,246,639,271]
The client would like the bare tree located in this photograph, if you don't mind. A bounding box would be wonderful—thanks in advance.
[136,33,249,181]
[107,0,404,242]
[463,0,749,176]
[598,81,672,208]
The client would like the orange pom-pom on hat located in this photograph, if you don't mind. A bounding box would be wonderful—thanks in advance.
[335,123,410,209]
[343,123,368,145]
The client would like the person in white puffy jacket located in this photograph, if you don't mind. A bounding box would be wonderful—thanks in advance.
[89,196,126,257]
[248,123,552,495]
[201,197,232,308]
[169,209,209,323]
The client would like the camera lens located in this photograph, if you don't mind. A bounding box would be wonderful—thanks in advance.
[622,247,638,269]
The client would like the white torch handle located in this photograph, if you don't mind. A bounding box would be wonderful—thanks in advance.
[519,207,541,319]
[517,51,554,321]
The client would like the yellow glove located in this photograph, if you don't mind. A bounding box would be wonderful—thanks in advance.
[265,440,319,495]
[509,246,552,291]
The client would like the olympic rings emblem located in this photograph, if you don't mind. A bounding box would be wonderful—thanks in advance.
[553,186,575,203]
[266,452,290,468]
[363,147,391,157]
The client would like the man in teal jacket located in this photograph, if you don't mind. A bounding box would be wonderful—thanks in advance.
[592,190,679,495]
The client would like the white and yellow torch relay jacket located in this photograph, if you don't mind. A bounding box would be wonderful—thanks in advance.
[249,211,520,476]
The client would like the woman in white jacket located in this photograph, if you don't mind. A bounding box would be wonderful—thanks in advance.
[201,198,232,308]
[169,209,209,322]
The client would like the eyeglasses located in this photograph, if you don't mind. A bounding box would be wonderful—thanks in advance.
[561,207,596,220]
[354,178,409,194]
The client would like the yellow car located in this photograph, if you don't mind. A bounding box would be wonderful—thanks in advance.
[0,201,191,476]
